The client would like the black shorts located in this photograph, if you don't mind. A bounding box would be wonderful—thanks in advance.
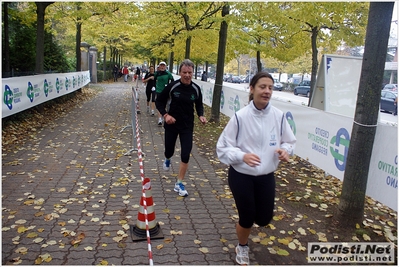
[228,167,275,228]
[146,87,156,102]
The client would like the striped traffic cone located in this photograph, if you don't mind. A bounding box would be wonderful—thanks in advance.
[130,178,163,242]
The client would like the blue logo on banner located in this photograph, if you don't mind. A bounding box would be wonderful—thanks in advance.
[56,78,60,93]
[27,82,34,102]
[234,95,240,112]
[44,79,49,97]
[330,128,350,171]
[65,77,69,91]
[286,111,296,135]
[327,57,332,73]
[4,85,13,110]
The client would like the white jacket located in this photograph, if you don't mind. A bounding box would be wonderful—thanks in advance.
[216,101,296,176]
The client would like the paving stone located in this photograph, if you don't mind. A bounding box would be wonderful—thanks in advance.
[64,257,96,265]
[1,82,241,266]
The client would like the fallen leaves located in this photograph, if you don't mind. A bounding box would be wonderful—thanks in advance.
[32,237,44,243]
[170,230,183,235]
[70,233,86,246]
[17,226,28,234]
[199,247,209,253]
[35,253,52,264]
[26,232,38,238]
[15,247,28,254]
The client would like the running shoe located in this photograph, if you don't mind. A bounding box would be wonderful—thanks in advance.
[235,244,249,265]
[163,158,170,171]
[174,182,188,197]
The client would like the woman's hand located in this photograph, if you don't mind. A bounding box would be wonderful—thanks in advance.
[243,153,261,167]
[275,148,290,162]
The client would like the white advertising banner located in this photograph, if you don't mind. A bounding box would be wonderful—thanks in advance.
[195,80,397,211]
[366,124,398,209]
[2,71,90,118]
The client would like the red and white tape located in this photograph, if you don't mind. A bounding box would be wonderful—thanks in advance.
[132,88,154,266]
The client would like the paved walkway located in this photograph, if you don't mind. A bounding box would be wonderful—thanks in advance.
[2,80,259,265]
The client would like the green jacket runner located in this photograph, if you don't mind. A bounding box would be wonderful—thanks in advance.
[154,70,174,93]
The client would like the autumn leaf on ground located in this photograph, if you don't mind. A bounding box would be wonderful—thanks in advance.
[26,232,38,238]
[164,238,173,244]
[277,248,290,256]
[252,237,261,243]
[199,247,209,253]
[35,253,52,264]
[363,234,371,241]
[17,226,28,233]
[71,232,86,245]
[170,230,182,235]
[15,247,28,254]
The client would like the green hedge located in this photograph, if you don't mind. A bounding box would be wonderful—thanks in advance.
[96,70,113,83]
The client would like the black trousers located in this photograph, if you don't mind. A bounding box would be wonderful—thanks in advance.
[164,126,193,164]
[228,166,275,228]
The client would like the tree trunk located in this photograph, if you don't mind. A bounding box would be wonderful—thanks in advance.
[103,46,106,81]
[337,2,394,226]
[35,2,53,74]
[75,3,82,71]
[3,2,10,77]
[256,50,262,72]
[75,21,82,71]
[185,36,191,59]
[210,4,229,124]
[308,26,319,106]
[170,51,174,74]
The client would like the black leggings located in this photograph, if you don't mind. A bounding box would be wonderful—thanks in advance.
[164,127,193,164]
[146,87,156,103]
[228,167,275,228]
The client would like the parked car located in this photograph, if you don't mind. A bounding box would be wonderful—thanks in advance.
[380,89,397,114]
[231,76,241,83]
[223,74,232,82]
[294,80,311,97]
[243,74,254,83]
[274,79,283,91]
[383,84,398,91]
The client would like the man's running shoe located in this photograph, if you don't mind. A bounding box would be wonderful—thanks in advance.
[174,182,188,197]
[163,158,170,171]
[158,118,163,125]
